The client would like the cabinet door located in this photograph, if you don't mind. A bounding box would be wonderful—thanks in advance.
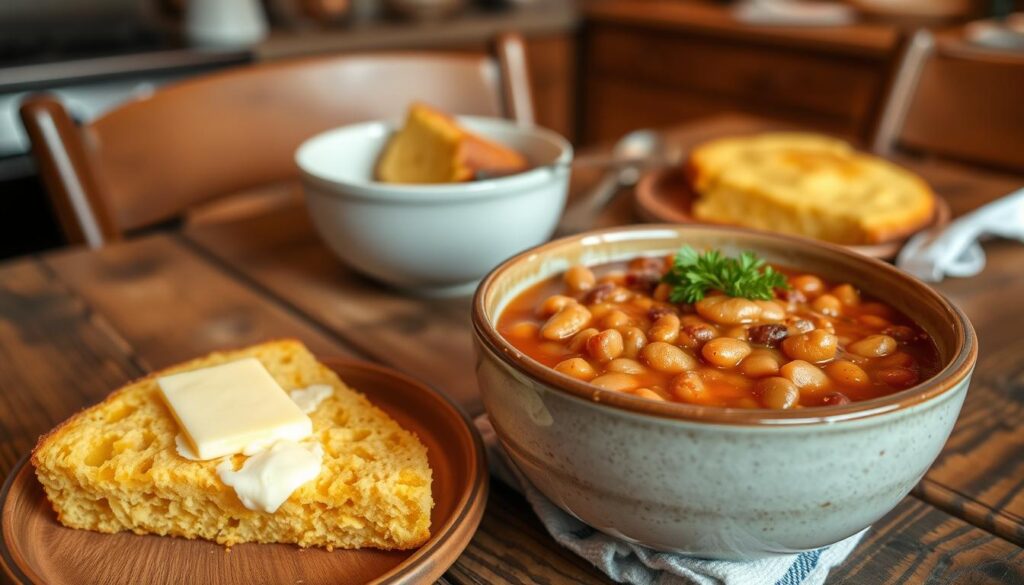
[582,23,893,143]
[525,34,576,141]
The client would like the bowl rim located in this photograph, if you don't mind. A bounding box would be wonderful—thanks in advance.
[294,116,574,203]
[471,224,978,426]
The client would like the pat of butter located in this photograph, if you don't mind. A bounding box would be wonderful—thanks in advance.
[289,384,333,414]
[217,440,324,513]
[157,358,312,461]
[174,434,201,461]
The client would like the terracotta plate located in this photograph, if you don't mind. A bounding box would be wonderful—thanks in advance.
[0,358,487,585]
[634,167,951,260]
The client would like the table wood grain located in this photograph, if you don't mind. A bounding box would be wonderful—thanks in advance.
[2,113,1023,584]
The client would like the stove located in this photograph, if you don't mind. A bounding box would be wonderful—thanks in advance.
[0,4,253,257]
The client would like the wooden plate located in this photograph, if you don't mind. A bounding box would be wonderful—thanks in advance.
[634,167,951,260]
[0,358,487,585]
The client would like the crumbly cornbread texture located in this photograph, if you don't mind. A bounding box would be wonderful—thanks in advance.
[688,132,936,245]
[376,102,527,183]
[31,340,433,550]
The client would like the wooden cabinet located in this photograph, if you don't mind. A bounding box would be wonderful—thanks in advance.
[524,34,577,141]
[580,1,904,144]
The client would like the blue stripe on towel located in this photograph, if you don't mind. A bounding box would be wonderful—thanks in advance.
[775,549,823,585]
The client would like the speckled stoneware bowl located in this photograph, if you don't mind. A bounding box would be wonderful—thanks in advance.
[471,224,976,560]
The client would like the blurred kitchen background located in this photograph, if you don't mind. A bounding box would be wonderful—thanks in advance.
[2,0,1023,258]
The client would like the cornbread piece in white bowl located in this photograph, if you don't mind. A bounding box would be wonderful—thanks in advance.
[32,340,433,550]
[376,103,529,183]
[296,117,572,297]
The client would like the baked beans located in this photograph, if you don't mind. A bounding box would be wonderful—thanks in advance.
[498,255,940,409]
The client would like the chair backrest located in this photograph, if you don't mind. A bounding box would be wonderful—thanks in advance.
[21,33,534,247]
[873,29,1024,173]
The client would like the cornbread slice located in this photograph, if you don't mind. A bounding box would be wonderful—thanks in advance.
[31,340,433,550]
[376,102,528,183]
[687,133,936,245]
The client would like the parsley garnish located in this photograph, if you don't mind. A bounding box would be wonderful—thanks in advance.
[662,247,789,303]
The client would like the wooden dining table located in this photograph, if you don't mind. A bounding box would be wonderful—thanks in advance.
[2,113,1023,584]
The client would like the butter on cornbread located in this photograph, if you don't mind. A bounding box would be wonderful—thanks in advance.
[687,133,936,245]
[31,340,433,550]
[376,102,528,183]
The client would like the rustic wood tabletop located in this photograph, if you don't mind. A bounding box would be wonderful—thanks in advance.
[1,114,1022,583]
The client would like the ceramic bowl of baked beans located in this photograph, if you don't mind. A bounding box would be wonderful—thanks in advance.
[471,224,976,560]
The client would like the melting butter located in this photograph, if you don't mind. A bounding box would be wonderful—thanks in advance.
[241,435,282,456]
[171,380,334,509]
[157,358,312,461]
[172,381,333,462]
[175,434,202,461]
[217,440,324,513]
[176,433,285,460]
[289,384,333,414]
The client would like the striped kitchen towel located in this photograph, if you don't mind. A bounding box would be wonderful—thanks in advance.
[476,416,866,585]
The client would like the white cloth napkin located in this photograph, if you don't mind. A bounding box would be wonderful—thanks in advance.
[897,187,1024,282]
[475,416,866,585]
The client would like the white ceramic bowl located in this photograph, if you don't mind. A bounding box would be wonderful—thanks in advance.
[472,224,977,559]
[296,117,572,296]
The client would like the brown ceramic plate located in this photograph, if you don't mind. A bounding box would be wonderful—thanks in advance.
[0,358,487,585]
[634,167,951,260]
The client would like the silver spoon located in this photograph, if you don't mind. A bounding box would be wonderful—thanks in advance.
[556,130,670,235]
[472,141,675,181]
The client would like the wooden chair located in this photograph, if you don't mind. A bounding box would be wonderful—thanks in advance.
[21,33,535,247]
[872,29,1024,173]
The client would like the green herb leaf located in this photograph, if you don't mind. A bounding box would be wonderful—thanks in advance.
[662,246,789,303]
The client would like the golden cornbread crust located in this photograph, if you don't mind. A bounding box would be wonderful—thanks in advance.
[687,133,936,245]
[376,102,527,183]
[31,340,433,550]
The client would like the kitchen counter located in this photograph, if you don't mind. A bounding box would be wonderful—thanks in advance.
[256,0,577,60]
[0,47,251,95]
